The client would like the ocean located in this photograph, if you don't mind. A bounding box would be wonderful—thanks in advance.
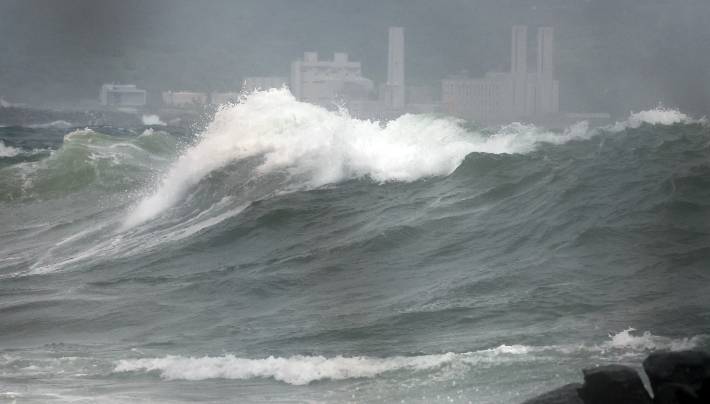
[1,89,709,403]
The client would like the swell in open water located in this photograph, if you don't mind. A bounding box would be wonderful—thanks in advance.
[1,89,709,403]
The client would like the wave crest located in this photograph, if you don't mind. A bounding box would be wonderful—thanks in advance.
[125,89,597,227]
[607,107,703,132]
[0,140,23,158]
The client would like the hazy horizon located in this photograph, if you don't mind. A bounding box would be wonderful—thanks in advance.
[1,0,709,118]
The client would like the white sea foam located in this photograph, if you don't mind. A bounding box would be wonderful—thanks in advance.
[142,115,166,126]
[607,107,702,132]
[124,89,594,227]
[113,329,706,385]
[114,353,457,385]
[478,344,530,355]
[602,327,705,352]
[0,140,21,157]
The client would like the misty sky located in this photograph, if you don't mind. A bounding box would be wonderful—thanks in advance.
[0,0,708,117]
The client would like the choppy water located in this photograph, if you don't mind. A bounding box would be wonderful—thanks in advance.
[1,89,709,404]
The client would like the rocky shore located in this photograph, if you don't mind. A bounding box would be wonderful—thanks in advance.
[521,351,710,404]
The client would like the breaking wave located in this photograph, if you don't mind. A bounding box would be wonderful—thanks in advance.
[124,89,599,227]
[0,140,22,158]
[606,106,704,132]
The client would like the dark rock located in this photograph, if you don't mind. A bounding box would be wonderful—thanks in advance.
[643,351,710,403]
[521,383,584,404]
[654,383,700,404]
[578,364,652,404]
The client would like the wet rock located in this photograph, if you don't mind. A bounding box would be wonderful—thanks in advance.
[578,364,652,404]
[521,383,584,404]
[643,351,710,404]
[654,383,700,404]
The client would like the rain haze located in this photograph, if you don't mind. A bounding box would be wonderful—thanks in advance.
[1,0,709,117]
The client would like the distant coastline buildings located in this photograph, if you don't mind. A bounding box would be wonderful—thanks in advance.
[162,91,206,108]
[103,25,583,124]
[246,27,406,119]
[442,27,559,121]
[242,26,560,122]
[100,84,146,107]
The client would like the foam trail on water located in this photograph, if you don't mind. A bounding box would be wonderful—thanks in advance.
[113,330,706,385]
[115,353,457,385]
[125,89,597,228]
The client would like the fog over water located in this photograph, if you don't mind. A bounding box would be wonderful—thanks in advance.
[1,0,709,117]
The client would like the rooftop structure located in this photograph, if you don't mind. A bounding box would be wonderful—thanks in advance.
[290,52,374,109]
[100,84,146,107]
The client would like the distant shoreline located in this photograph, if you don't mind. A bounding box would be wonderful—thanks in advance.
[0,105,611,133]
[0,106,208,128]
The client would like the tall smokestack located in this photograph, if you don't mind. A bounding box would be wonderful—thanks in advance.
[387,27,405,108]
[511,26,527,76]
[537,27,554,78]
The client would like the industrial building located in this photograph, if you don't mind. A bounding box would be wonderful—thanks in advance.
[100,84,147,106]
[290,52,374,110]
[442,27,559,121]
[230,26,560,122]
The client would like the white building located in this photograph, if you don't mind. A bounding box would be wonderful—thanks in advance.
[162,91,206,107]
[442,27,559,121]
[100,84,146,106]
[290,52,374,109]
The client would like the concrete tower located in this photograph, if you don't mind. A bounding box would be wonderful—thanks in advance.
[387,27,405,108]
[511,26,527,76]
[537,27,553,79]
[535,27,558,115]
[511,26,527,116]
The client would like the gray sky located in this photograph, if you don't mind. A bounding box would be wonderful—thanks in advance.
[1,0,708,117]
